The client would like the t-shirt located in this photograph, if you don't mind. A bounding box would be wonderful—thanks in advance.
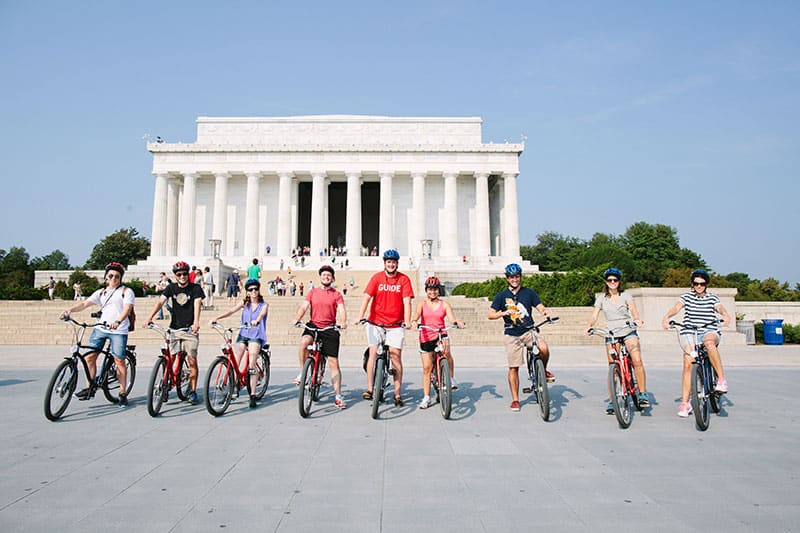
[247,264,261,280]
[364,271,414,326]
[87,286,136,335]
[227,271,240,287]
[679,291,721,333]
[162,282,205,329]
[594,291,635,337]
[306,286,344,328]
[491,287,542,336]
[419,300,447,343]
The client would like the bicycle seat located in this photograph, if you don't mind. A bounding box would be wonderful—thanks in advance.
[127,345,136,351]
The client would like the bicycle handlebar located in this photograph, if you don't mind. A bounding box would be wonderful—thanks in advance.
[146,322,192,337]
[61,316,108,328]
[418,324,462,332]
[668,319,720,330]
[295,322,341,332]
[588,321,636,338]
[522,316,559,332]
[358,318,404,329]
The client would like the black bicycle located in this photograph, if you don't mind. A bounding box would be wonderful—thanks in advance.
[521,317,558,421]
[44,317,137,421]
[360,319,400,419]
[669,319,723,431]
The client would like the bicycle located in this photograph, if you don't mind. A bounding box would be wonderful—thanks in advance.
[669,319,723,431]
[145,322,193,417]
[44,317,137,421]
[418,324,461,419]
[520,317,558,421]
[588,322,642,429]
[205,322,271,416]
[360,319,400,420]
[296,323,340,418]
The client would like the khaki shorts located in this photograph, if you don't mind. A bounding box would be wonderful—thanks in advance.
[504,331,539,367]
[172,330,200,357]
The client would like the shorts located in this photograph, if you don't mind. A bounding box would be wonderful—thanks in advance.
[235,335,264,350]
[680,330,720,350]
[227,285,239,297]
[86,329,128,359]
[606,331,639,345]
[419,334,448,354]
[504,330,539,367]
[302,324,341,357]
[366,324,405,350]
[172,330,200,357]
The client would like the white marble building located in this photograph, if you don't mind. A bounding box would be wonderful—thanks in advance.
[145,115,525,270]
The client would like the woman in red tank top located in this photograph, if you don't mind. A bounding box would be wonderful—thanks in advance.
[410,277,465,410]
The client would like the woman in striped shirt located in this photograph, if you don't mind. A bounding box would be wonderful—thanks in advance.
[662,269,731,418]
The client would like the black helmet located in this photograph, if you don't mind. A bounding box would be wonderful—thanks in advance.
[318,264,335,278]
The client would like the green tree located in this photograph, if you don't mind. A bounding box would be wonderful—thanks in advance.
[31,249,71,270]
[620,222,706,285]
[84,227,150,270]
[521,231,585,271]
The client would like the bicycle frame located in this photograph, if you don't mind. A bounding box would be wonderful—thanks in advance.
[588,323,641,428]
[146,323,191,416]
[212,323,253,390]
[522,317,558,421]
[669,319,721,431]
[418,324,459,419]
[361,319,400,418]
[297,324,339,417]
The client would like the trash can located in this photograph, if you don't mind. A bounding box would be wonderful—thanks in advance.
[762,319,784,345]
[736,320,756,345]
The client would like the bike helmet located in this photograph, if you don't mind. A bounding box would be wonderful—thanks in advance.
[382,249,400,261]
[172,261,190,273]
[318,264,335,278]
[504,263,523,277]
[104,262,125,275]
[244,278,261,291]
[603,267,622,280]
[691,269,710,283]
[425,276,441,289]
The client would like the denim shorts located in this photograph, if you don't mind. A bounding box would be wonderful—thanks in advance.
[606,331,639,345]
[86,329,128,359]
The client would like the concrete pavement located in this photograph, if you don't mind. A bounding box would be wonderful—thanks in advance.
[1,344,799,532]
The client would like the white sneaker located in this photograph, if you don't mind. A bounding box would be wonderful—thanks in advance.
[292,373,301,385]
[677,401,693,418]
[419,396,431,409]
[450,377,459,390]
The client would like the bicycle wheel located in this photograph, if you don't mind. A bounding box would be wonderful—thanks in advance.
[312,358,325,402]
[371,358,385,419]
[101,353,136,403]
[250,350,270,400]
[690,363,710,431]
[608,363,631,429]
[298,357,314,418]
[146,357,168,417]
[534,357,550,421]
[708,362,721,414]
[431,370,440,404]
[205,357,233,417]
[175,354,192,401]
[44,359,78,421]
[438,358,452,420]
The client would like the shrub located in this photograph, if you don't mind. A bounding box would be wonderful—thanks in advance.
[0,285,47,300]
[754,321,800,344]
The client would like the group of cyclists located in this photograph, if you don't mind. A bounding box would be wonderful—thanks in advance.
[58,251,732,419]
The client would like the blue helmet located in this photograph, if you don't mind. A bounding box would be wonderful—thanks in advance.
[504,263,523,277]
[382,249,400,261]
[244,278,261,291]
[691,269,710,282]
[603,267,622,280]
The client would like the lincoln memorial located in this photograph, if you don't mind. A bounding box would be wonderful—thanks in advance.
[143,115,526,273]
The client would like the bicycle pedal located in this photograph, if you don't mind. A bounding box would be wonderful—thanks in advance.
[522,387,532,394]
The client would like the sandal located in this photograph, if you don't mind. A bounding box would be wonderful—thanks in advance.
[362,390,373,400]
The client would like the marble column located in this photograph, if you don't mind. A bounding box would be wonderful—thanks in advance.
[310,172,326,256]
[503,172,520,258]
[379,172,393,252]
[150,173,168,257]
[211,172,229,244]
[473,172,491,257]
[439,172,459,256]
[276,172,293,257]
[410,172,426,258]
[345,171,362,256]
[177,172,197,257]
[243,172,261,259]
[165,177,179,256]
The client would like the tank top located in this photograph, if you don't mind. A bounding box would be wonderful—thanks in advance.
[419,300,447,343]
[241,301,268,344]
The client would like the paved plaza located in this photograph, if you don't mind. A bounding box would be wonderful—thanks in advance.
[1,345,799,532]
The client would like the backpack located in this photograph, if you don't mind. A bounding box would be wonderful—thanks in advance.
[122,287,136,332]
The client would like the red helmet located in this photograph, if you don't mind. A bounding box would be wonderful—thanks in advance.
[105,262,125,275]
[172,261,190,273]
[425,276,441,289]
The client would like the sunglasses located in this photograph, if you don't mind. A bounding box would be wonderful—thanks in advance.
[175,272,189,277]
[106,273,120,280]
[693,281,707,287]
[605,278,619,283]
[247,288,260,292]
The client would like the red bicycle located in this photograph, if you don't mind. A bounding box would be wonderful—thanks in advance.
[588,323,642,429]
[296,323,340,418]
[418,324,461,419]
[145,323,193,417]
[205,322,271,416]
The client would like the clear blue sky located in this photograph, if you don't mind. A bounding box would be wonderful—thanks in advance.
[1,1,798,284]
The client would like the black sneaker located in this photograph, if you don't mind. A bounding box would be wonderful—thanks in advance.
[249,395,257,408]
[74,388,90,401]
[118,394,128,408]
[394,396,404,407]
[189,391,199,405]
